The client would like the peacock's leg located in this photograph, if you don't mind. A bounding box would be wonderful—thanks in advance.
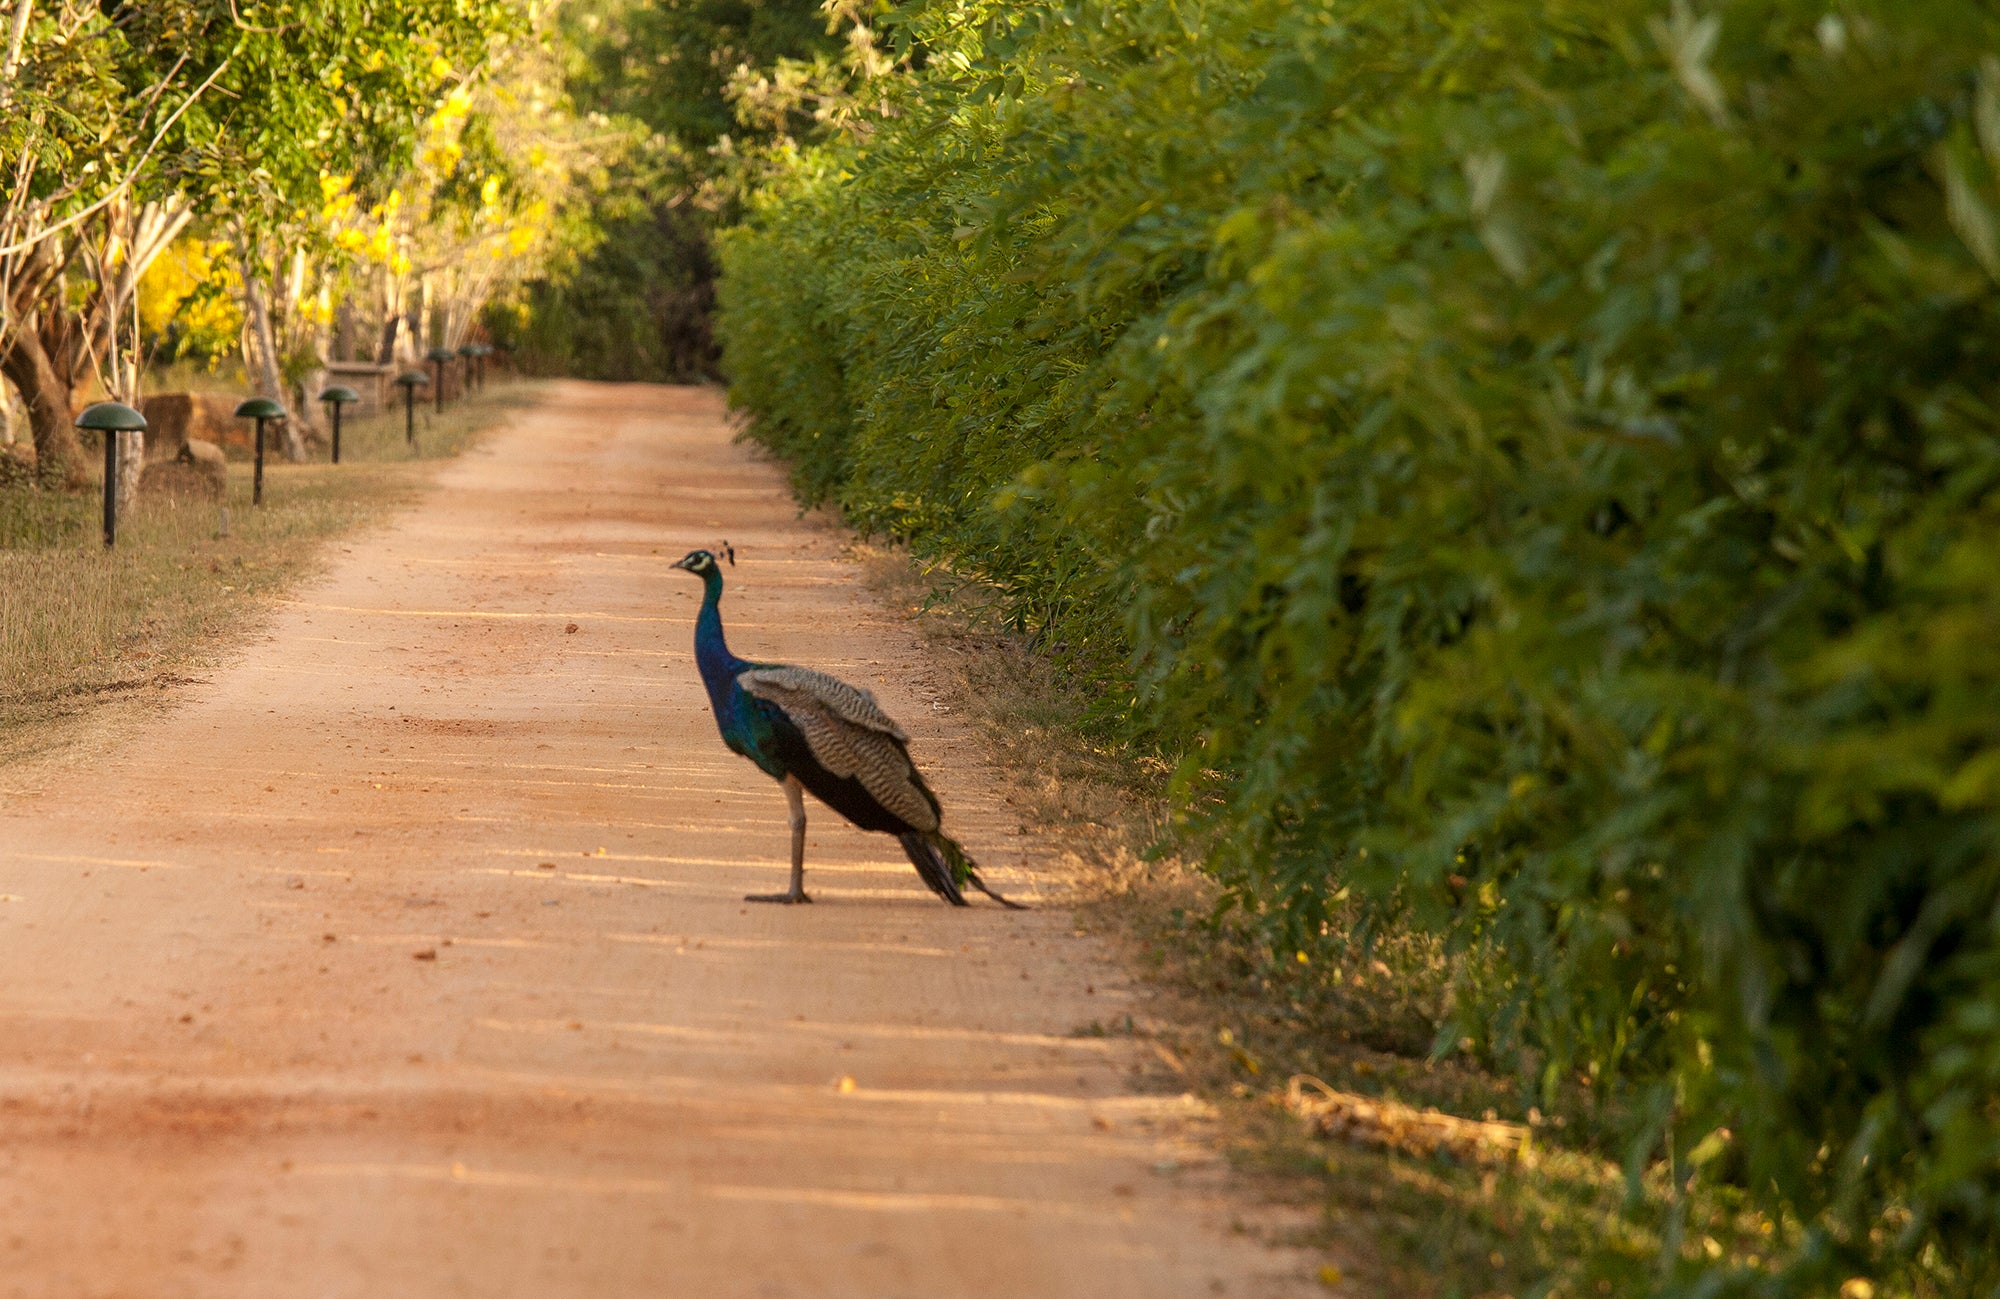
[747,774,812,904]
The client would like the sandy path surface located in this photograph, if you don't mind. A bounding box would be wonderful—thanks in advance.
[0,383,1306,1299]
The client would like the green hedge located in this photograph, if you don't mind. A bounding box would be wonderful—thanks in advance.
[719,2,2000,1292]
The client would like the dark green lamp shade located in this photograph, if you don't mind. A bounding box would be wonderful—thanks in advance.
[457,344,478,357]
[394,369,432,387]
[74,401,149,432]
[319,385,361,405]
[235,397,286,420]
[425,347,456,363]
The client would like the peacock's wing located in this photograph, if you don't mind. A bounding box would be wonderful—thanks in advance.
[738,665,907,739]
[737,665,938,832]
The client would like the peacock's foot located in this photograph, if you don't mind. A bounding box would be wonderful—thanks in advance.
[745,890,812,905]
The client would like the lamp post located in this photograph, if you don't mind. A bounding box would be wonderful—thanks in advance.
[426,346,455,413]
[470,343,492,392]
[75,401,149,548]
[318,385,359,465]
[393,370,430,447]
[234,398,286,506]
[457,343,479,396]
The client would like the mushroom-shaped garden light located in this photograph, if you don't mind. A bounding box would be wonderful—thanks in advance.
[393,369,430,447]
[425,346,456,413]
[318,385,360,465]
[457,343,481,396]
[75,401,149,547]
[234,397,286,506]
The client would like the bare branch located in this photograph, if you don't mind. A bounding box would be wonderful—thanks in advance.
[1,0,32,85]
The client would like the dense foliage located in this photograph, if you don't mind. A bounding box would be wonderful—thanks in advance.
[492,0,840,380]
[718,1,2000,1292]
[152,0,526,225]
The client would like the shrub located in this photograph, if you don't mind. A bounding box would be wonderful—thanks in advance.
[719,3,2000,1292]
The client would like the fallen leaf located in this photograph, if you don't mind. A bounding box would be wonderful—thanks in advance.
[412,949,437,962]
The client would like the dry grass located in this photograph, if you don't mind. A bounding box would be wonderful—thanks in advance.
[142,360,254,395]
[850,540,1774,1299]
[0,383,540,767]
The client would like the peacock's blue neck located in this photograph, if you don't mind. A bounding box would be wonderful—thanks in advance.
[693,567,745,705]
[688,565,784,777]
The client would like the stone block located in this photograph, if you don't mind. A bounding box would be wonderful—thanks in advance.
[323,362,393,418]
[139,393,253,458]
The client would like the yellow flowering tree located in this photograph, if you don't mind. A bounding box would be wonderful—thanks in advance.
[227,30,580,448]
[2,1,538,480]
[135,238,243,366]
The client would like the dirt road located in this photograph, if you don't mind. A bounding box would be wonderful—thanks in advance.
[0,384,1306,1299]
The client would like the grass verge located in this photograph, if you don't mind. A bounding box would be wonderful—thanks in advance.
[851,541,1774,1299]
[0,383,541,768]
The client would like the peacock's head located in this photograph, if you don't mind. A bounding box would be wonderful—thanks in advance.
[671,542,735,577]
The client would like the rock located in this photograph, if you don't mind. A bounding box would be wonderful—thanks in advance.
[181,437,228,484]
[140,438,227,500]
[138,393,253,459]
[136,393,196,460]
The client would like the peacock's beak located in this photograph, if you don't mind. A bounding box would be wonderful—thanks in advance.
[670,555,696,572]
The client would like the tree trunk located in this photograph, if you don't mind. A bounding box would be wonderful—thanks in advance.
[116,430,144,510]
[375,314,400,365]
[234,242,308,462]
[0,324,84,488]
[334,297,357,363]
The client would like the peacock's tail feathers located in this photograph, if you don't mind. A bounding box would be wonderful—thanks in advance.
[905,830,1028,911]
[898,832,968,906]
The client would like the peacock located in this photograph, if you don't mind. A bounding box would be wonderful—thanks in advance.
[672,546,1024,909]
